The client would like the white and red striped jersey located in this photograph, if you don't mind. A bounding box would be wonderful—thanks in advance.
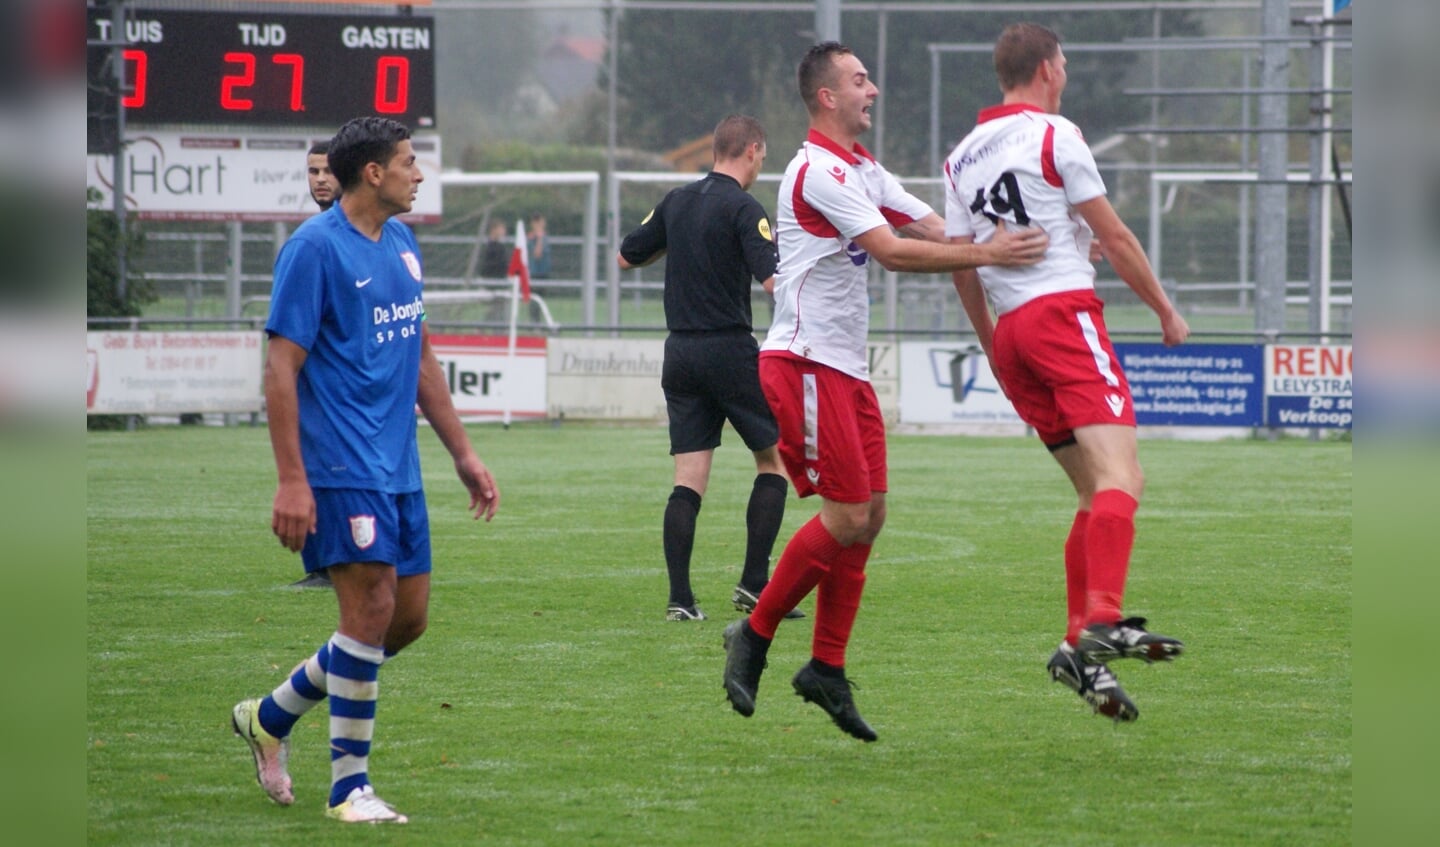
[943,104,1107,315]
[762,129,934,380]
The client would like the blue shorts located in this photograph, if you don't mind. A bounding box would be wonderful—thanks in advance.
[302,488,432,577]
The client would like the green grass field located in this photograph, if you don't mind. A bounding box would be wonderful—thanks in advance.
[87,424,1350,845]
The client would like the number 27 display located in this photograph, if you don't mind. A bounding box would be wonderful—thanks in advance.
[88,8,436,129]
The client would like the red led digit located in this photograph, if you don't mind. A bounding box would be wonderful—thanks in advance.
[272,53,305,111]
[374,56,409,114]
[121,49,147,108]
[220,51,256,110]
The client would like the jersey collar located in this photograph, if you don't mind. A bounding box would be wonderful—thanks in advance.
[806,128,875,166]
[705,171,742,190]
[977,102,1047,124]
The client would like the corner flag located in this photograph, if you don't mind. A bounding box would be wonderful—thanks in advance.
[507,220,531,302]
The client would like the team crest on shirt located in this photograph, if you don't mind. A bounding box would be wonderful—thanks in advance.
[758,218,772,241]
[828,165,847,184]
[399,250,423,282]
[349,515,377,549]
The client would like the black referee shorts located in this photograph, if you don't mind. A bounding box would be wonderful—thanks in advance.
[663,331,778,455]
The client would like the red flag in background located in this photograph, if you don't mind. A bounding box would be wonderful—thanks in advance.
[506,247,531,302]
[507,220,531,302]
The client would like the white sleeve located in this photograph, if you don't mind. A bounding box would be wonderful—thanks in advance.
[804,164,890,240]
[943,159,976,239]
[1055,122,1107,206]
[872,165,935,229]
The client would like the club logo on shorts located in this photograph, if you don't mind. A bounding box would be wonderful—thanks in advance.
[1106,393,1126,417]
[399,250,423,282]
[349,515,377,549]
[806,467,821,485]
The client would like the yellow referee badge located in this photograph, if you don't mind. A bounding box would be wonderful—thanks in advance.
[641,209,654,224]
[758,218,772,241]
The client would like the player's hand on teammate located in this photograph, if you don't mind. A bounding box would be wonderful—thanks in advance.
[272,480,317,552]
[988,219,1049,266]
[457,455,500,522]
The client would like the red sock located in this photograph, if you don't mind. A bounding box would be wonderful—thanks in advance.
[1064,510,1089,646]
[1085,489,1138,625]
[813,543,870,666]
[751,515,840,639]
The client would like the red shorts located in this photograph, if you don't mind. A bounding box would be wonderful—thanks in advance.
[759,353,886,503]
[992,289,1136,446]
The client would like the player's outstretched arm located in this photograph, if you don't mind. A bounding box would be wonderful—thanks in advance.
[854,220,1048,274]
[1076,196,1190,347]
[416,325,500,521]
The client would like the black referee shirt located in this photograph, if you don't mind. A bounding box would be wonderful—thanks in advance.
[619,172,778,333]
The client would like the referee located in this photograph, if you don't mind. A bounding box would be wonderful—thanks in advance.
[618,115,801,623]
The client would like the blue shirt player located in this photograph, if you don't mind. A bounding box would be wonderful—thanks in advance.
[231,116,500,825]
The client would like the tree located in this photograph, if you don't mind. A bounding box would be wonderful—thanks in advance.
[606,3,1201,175]
[87,188,152,318]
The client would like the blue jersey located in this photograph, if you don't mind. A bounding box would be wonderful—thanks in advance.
[266,205,426,493]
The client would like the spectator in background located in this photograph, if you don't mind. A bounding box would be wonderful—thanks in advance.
[527,213,552,278]
[479,219,510,279]
[307,141,338,212]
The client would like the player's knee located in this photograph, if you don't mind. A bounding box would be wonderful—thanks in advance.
[825,506,873,546]
[386,614,427,654]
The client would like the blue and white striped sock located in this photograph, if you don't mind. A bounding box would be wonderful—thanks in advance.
[256,642,330,739]
[326,633,384,807]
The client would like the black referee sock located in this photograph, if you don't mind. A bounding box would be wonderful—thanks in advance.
[663,486,702,607]
[740,473,788,591]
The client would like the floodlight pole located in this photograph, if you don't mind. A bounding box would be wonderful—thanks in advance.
[815,0,840,42]
[1254,0,1289,335]
[110,0,129,304]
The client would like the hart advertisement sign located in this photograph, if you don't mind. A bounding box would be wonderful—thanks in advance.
[85,130,442,222]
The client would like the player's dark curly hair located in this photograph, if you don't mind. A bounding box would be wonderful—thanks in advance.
[327,117,412,191]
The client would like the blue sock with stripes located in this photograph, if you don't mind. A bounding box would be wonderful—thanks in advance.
[326,633,384,807]
[256,642,330,739]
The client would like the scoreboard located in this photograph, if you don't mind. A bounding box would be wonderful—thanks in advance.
[87,7,436,129]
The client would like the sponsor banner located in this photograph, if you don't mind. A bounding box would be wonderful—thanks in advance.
[429,334,546,419]
[866,341,901,426]
[546,338,667,420]
[85,130,441,223]
[897,341,1024,426]
[1121,343,1264,427]
[1264,344,1353,429]
[86,331,264,414]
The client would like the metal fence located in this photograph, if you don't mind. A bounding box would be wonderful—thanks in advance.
[98,0,1351,341]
